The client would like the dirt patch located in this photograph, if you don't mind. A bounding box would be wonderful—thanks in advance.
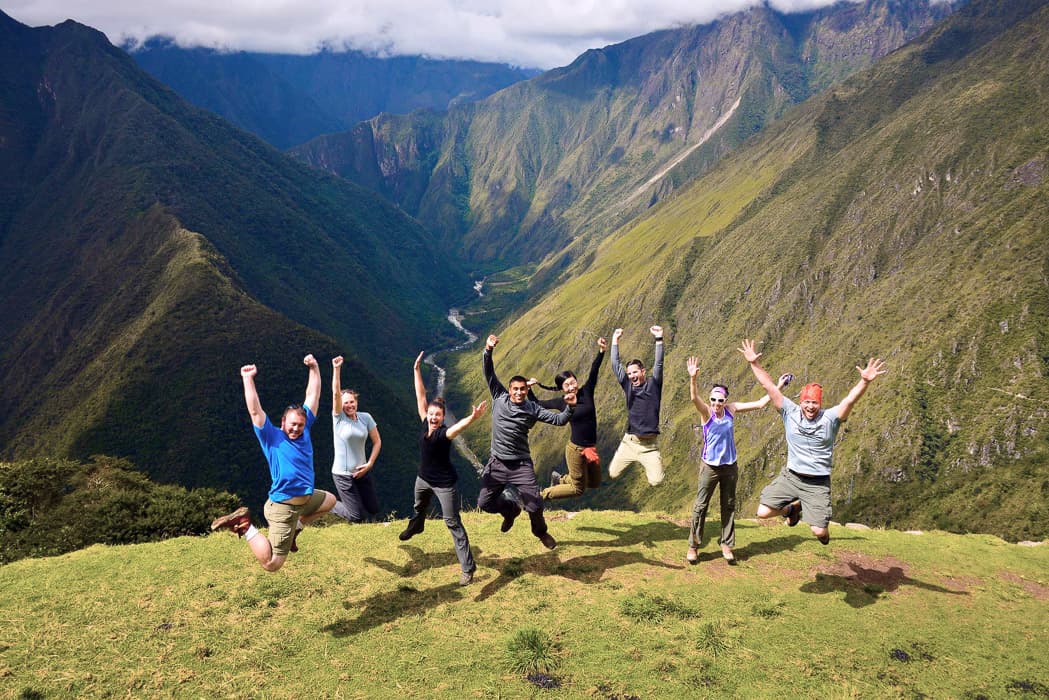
[998,571,1049,601]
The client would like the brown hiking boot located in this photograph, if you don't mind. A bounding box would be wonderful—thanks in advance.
[211,507,251,536]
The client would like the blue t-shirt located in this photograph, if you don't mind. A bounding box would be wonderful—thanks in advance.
[702,410,736,466]
[332,411,377,475]
[254,406,316,502]
[781,398,841,476]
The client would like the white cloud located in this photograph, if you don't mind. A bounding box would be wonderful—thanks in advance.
[5,0,865,69]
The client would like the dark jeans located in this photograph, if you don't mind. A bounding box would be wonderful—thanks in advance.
[477,456,548,538]
[332,471,380,522]
[404,477,475,573]
[689,462,738,548]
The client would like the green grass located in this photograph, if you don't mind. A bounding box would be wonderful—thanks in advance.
[1,510,1046,698]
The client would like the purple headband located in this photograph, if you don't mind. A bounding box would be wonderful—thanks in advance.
[710,386,728,398]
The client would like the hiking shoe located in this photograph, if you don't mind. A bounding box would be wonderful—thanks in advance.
[399,517,425,542]
[785,501,802,527]
[500,504,522,533]
[686,547,699,564]
[459,570,475,586]
[538,532,557,550]
[211,507,250,536]
[549,470,562,488]
[817,533,830,545]
[721,546,736,565]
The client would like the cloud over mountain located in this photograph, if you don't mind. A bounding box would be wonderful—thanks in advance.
[2,0,949,69]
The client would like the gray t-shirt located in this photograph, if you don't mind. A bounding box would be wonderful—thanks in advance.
[781,398,841,477]
[484,348,572,460]
[332,411,377,475]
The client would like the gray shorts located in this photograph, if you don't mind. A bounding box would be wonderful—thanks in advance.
[760,469,832,528]
[264,490,327,556]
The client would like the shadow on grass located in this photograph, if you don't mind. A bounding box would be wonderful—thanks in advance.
[556,520,684,548]
[364,545,459,577]
[472,549,684,602]
[799,562,970,608]
[690,534,810,564]
[322,580,465,637]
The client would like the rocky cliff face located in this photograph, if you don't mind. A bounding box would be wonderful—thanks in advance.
[292,0,954,267]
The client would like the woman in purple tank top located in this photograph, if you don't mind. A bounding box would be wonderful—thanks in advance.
[685,356,791,564]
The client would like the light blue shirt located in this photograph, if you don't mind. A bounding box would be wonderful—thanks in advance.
[702,410,736,466]
[332,411,377,475]
[781,398,841,476]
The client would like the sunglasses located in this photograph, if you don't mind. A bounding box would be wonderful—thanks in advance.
[710,397,726,404]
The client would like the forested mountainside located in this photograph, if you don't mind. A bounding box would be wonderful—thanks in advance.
[0,11,470,511]
[133,41,536,149]
[449,0,1049,541]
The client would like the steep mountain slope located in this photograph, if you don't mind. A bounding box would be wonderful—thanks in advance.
[448,0,1049,541]
[0,12,470,510]
[132,42,535,149]
[292,0,953,267]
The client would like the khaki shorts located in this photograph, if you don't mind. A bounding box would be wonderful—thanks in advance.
[264,490,327,556]
[760,469,832,528]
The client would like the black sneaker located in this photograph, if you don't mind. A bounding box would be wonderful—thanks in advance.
[549,470,562,488]
[399,516,425,541]
[538,533,557,550]
[500,504,522,533]
[785,502,802,527]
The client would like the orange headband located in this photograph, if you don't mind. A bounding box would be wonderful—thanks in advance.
[799,383,823,403]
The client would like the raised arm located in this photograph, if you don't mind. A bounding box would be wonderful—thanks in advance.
[331,355,344,415]
[650,325,664,384]
[584,337,607,391]
[483,334,507,398]
[686,356,711,421]
[303,354,321,416]
[241,364,266,429]
[446,400,488,440]
[739,339,783,410]
[413,351,428,421]
[732,373,791,414]
[610,328,626,385]
[836,358,887,421]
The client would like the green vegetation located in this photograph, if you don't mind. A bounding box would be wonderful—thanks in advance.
[0,455,238,564]
[448,0,1049,541]
[1,511,1045,697]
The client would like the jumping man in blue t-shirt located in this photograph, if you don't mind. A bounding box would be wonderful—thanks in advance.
[211,354,337,571]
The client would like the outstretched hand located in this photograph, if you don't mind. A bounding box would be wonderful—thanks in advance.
[241,364,257,379]
[858,358,887,382]
[738,339,761,364]
[650,325,663,338]
[303,354,318,368]
[471,400,488,419]
[686,356,700,378]
[597,337,607,351]
[486,334,498,351]
[612,328,624,343]
[332,355,344,368]
[414,351,424,370]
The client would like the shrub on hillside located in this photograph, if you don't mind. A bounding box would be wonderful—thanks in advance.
[0,455,239,563]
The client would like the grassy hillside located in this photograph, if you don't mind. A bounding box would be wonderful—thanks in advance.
[448,0,1049,542]
[0,511,1045,697]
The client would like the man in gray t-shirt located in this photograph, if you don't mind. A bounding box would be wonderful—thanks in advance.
[740,339,886,544]
[479,334,575,550]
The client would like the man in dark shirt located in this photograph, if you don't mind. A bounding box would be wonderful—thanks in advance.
[608,325,666,486]
[479,334,575,549]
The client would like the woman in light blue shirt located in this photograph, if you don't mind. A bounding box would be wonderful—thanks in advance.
[331,356,382,522]
[686,356,790,564]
